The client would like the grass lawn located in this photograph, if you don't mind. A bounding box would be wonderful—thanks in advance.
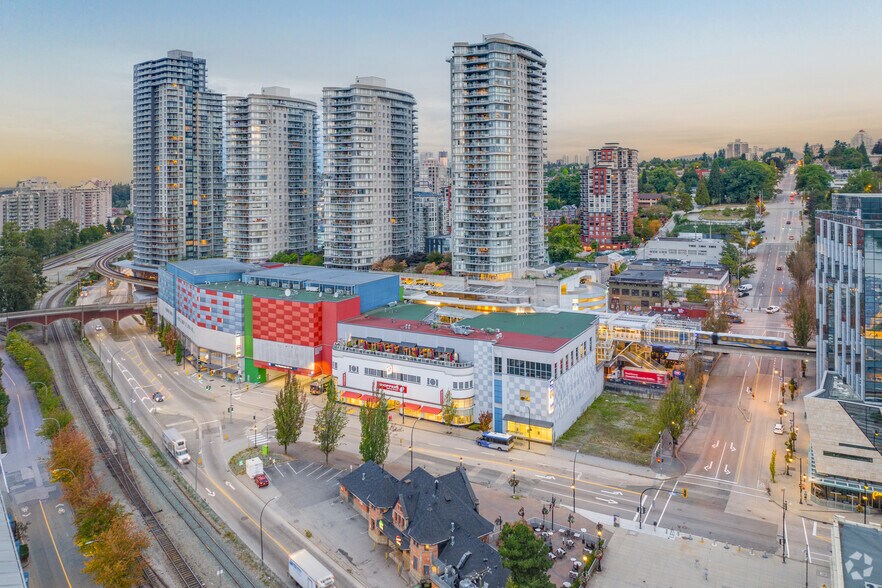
[557,392,660,465]
[697,207,747,220]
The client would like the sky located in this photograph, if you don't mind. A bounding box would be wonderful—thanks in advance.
[1,0,880,186]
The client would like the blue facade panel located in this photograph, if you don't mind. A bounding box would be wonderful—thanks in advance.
[493,407,503,433]
[494,379,503,404]
[354,275,400,313]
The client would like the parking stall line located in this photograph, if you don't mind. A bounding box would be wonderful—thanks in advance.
[325,471,344,484]
[273,464,286,478]
[287,462,297,475]
[303,464,323,477]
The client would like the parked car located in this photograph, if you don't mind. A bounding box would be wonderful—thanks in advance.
[738,284,753,292]
[738,291,750,298]
[152,391,164,402]
[773,423,784,435]
[725,313,744,324]
[786,220,791,225]
[254,473,269,488]
[789,235,795,241]
[776,266,783,271]
[766,305,781,314]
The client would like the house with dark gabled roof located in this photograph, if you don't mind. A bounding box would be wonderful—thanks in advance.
[338,462,508,588]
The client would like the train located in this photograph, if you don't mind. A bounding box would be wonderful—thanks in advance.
[695,331,790,350]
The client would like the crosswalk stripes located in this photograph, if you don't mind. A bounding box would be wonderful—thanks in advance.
[247,433,269,446]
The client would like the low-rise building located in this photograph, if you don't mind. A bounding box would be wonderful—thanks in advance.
[608,268,665,311]
[334,304,603,441]
[339,462,508,588]
[545,205,580,228]
[664,266,729,296]
[639,235,724,265]
[157,259,399,383]
[636,193,662,207]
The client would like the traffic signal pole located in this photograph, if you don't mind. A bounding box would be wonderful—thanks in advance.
[638,486,688,529]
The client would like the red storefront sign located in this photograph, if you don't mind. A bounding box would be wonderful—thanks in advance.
[622,368,668,386]
[377,381,407,394]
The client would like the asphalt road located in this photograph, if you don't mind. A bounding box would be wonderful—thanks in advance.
[1,351,87,588]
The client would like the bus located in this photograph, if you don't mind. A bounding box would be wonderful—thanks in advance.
[476,432,515,452]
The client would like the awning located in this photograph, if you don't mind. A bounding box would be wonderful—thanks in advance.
[503,413,554,429]
[421,406,443,415]
[402,402,422,411]
[665,352,685,361]
[341,391,362,400]
[362,395,379,404]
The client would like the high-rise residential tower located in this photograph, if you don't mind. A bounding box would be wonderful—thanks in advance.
[225,87,319,262]
[132,50,224,269]
[450,34,547,281]
[322,77,416,270]
[580,143,638,247]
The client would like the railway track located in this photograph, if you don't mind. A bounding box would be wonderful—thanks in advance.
[42,284,200,588]
[42,282,261,588]
[94,241,157,288]
[43,232,133,271]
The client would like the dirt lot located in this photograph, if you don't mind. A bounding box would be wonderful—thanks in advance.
[557,393,659,465]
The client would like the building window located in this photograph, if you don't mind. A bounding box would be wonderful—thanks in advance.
[365,367,385,377]
[349,365,359,374]
[427,378,438,387]
[494,356,502,374]
[333,362,338,370]
[506,359,552,380]
[413,556,417,570]
[822,450,873,463]
[493,380,503,404]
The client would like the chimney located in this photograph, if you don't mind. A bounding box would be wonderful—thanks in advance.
[450,522,455,545]
[362,472,366,481]
[434,479,439,497]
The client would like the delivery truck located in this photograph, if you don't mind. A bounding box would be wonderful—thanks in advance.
[162,428,191,465]
[288,549,335,588]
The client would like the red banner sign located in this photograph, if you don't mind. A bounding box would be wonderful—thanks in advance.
[377,381,407,394]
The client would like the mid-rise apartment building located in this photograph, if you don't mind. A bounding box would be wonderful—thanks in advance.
[417,151,450,195]
[2,177,112,231]
[580,143,638,246]
[450,34,547,280]
[323,77,416,270]
[133,50,224,269]
[225,87,319,262]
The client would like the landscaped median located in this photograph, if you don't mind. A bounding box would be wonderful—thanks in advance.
[5,330,72,436]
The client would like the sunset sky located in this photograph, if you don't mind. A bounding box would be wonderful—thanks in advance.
[1,0,879,185]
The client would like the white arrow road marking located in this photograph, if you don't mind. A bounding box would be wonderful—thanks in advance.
[595,498,618,505]
[712,440,719,449]
[730,442,737,452]
[704,461,714,472]
[225,481,236,491]
[724,465,731,475]
[205,488,215,497]
[535,475,556,480]
[601,490,623,496]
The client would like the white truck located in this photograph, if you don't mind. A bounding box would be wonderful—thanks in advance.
[162,428,191,465]
[245,457,264,478]
[288,549,335,588]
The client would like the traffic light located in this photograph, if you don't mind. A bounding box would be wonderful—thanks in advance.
[656,457,662,464]
[682,488,688,499]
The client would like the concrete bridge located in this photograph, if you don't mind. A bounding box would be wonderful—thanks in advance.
[3,302,155,341]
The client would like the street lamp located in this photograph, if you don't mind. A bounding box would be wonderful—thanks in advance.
[572,449,579,513]
[527,406,532,451]
[259,496,277,565]
[409,416,422,471]
[51,468,75,481]
[41,416,61,437]
[509,469,519,496]
[782,489,787,564]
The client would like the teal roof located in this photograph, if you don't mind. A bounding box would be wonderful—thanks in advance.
[459,311,597,339]
[206,281,356,303]
[363,303,435,321]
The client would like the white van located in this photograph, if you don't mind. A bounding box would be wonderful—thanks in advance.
[737,284,753,292]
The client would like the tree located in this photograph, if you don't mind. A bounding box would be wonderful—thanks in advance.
[873,140,882,156]
[785,239,815,289]
[545,171,581,207]
[83,514,149,588]
[0,383,9,432]
[721,160,777,203]
[803,143,813,164]
[702,294,733,333]
[694,179,711,206]
[818,144,826,159]
[676,186,693,212]
[546,224,582,262]
[48,426,94,480]
[477,410,493,433]
[719,242,755,283]
[0,256,38,312]
[647,167,679,194]
[796,164,832,195]
[707,160,723,204]
[74,491,126,549]
[313,382,347,464]
[111,183,131,208]
[359,392,390,465]
[681,167,699,190]
[684,285,708,303]
[841,169,881,193]
[784,286,816,348]
[498,522,554,588]
[274,377,308,455]
[657,381,691,443]
[770,450,777,483]
[142,306,155,333]
[442,390,456,432]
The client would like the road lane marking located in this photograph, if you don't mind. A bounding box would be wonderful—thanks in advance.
[39,499,73,588]
[16,394,30,450]
[802,517,812,563]
[704,461,713,472]
[656,480,679,528]
[3,367,17,387]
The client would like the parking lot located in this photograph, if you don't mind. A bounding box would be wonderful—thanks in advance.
[269,458,407,587]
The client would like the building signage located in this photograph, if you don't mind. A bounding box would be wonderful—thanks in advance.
[548,379,555,414]
[235,334,243,358]
[377,381,406,394]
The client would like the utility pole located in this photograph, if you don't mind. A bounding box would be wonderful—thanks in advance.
[782,488,787,564]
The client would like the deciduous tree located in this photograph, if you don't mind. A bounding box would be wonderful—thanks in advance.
[784,287,816,348]
[498,522,554,588]
[359,392,390,465]
[442,390,456,432]
[83,514,149,588]
[657,381,692,443]
[313,381,347,464]
[770,450,777,483]
[74,491,126,549]
[684,285,708,303]
[274,377,308,454]
[49,426,94,480]
[477,411,493,433]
